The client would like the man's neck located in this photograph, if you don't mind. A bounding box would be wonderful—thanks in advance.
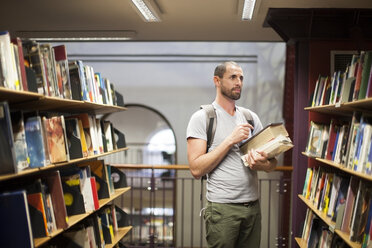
[215,96,236,116]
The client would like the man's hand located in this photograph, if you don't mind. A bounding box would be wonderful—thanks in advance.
[243,150,277,172]
[227,123,253,145]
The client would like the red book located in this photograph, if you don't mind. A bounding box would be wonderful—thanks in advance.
[326,120,338,161]
[90,177,100,210]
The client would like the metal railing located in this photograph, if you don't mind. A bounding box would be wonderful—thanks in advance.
[111,164,292,248]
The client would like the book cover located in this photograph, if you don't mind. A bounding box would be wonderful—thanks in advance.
[350,181,372,243]
[45,170,69,229]
[78,160,111,199]
[103,120,114,152]
[44,116,68,163]
[22,40,48,95]
[70,113,94,156]
[53,45,72,100]
[68,61,83,101]
[0,101,17,175]
[358,51,372,100]
[353,52,365,101]
[10,110,29,172]
[239,122,291,155]
[79,166,96,212]
[325,120,339,161]
[341,176,360,233]
[314,170,326,209]
[332,176,350,223]
[65,117,83,160]
[61,174,86,216]
[306,121,324,157]
[40,44,58,97]
[27,192,48,237]
[0,31,19,90]
[11,37,28,91]
[0,190,34,248]
[90,176,100,210]
[25,116,48,168]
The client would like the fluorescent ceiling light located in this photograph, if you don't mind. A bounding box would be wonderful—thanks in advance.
[14,30,137,41]
[241,0,257,20]
[131,0,161,22]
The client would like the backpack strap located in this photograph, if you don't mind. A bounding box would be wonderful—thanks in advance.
[237,106,255,130]
[200,104,217,152]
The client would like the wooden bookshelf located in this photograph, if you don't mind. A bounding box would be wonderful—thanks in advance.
[0,147,129,182]
[0,86,127,114]
[304,98,372,116]
[298,195,362,248]
[34,187,131,247]
[302,152,372,182]
[294,237,307,248]
[106,226,133,248]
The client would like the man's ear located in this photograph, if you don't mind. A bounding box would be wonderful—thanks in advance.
[213,76,220,87]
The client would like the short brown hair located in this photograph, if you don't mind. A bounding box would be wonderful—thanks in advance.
[214,61,240,78]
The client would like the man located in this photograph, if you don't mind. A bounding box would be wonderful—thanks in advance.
[186,61,277,247]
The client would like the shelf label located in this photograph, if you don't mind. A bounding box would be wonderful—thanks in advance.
[335,102,341,108]
[329,225,335,233]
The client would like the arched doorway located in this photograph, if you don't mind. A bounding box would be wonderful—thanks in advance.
[103,103,177,247]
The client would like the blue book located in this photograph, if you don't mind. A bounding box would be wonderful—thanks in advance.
[0,190,34,248]
[0,101,17,175]
[11,110,29,172]
[25,116,47,168]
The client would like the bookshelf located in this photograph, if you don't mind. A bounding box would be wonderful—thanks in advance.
[296,48,372,247]
[0,87,132,247]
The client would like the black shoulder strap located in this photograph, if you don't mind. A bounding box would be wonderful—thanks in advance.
[200,104,216,152]
[237,106,255,128]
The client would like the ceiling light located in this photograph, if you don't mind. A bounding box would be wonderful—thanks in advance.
[14,30,137,41]
[131,0,161,22]
[241,0,257,20]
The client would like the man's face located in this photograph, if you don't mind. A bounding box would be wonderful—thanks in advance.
[219,64,244,100]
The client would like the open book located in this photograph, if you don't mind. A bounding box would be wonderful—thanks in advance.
[239,123,294,165]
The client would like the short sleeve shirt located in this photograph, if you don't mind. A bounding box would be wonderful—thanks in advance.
[186,102,263,203]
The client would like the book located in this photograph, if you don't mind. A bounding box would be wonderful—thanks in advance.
[53,45,72,100]
[0,31,19,90]
[11,37,28,91]
[341,176,360,233]
[239,122,293,158]
[350,180,372,243]
[45,170,69,229]
[0,190,34,248]
[22,40,48,95]
[358,51,372,100]
[43,116,68,163]
[64,117,84,159]
[0,101,17,175]
[61,172,86,216]
[10,110,29,172]
[306,121,325,157]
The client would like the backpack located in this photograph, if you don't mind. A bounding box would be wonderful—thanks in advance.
[200,104,255,152]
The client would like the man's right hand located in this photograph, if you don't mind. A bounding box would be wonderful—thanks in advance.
[228,123,253,145]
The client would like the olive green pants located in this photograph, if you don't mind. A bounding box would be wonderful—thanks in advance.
[204,201,261,248]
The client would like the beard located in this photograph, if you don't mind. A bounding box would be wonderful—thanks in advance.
[221,84,241,100]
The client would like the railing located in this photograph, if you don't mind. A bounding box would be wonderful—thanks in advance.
[111,164,293,248]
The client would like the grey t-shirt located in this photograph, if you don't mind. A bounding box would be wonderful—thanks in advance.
[186,102,263,203]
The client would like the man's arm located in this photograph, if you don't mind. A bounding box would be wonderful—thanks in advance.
[187,123,252,179]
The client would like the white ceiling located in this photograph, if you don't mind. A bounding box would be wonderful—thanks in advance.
[1,0,371,42]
